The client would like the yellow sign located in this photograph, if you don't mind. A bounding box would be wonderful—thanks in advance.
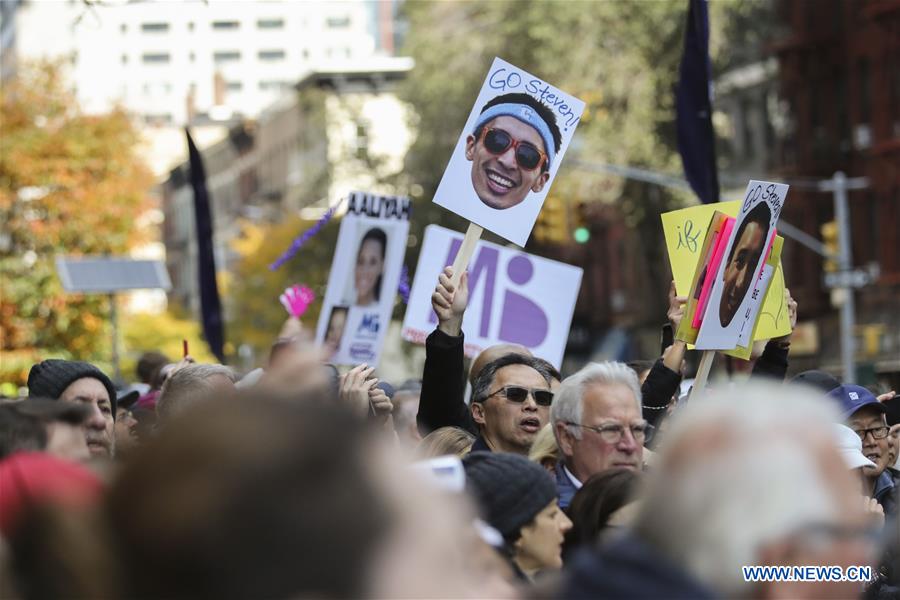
[661,201,791,343]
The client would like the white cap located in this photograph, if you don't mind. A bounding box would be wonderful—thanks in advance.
[833,424,876,470]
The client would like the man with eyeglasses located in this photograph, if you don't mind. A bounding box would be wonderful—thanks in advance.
[468,353,555,454]
[549,362,647,509]
[829,384,898,518]
[465,92,562,211]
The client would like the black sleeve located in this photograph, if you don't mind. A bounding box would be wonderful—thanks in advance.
[641,358,682,428]
[751,341,789,381]
[660,323,674,355]
[416,328,475,436]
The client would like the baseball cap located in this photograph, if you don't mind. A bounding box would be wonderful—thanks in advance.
[833,424,876,470]
[790,370,840,394]
[827,384,886,419]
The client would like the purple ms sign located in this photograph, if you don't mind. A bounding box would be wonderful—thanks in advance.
[402,225,582,368]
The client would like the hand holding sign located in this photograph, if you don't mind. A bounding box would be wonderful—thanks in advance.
[432,267,469,337]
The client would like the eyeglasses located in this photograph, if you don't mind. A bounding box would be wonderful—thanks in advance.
[566,421,654,444]
[479,127,548,171]
[853,426,890,441]
[483,385,553,407]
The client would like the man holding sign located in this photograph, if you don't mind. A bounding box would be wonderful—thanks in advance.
[465,93,562,211]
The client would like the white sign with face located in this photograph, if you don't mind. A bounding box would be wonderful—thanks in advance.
[432,57,585,247]
[315,192,410,366]
[695,181,788,350]
[401,225,583,368]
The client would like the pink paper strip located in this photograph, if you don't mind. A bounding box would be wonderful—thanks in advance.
[692,217,735,329]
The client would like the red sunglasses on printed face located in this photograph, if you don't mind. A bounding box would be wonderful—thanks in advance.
[479,127,548,171]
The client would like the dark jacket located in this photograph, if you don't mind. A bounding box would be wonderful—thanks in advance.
[416,329,474,436]
[562,534,716,599]
[873,468,898,519]
[554,460,579,511]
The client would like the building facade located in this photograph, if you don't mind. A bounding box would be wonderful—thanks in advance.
[162,59,414,316]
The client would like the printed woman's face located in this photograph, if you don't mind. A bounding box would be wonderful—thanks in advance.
[355,238,385,303]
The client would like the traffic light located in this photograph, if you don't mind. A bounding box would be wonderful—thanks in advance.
[533,196,569,244]
[820,220,838,272]
[572,201,590,244]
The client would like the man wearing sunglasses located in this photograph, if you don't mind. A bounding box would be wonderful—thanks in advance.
[469,353,555,454]
[549,362,646,509]
[829,384,898,518]
[465,92,562,211]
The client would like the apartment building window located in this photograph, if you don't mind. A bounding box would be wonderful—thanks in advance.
[259,80,289,91]
[188,21,195,31]
[121,54,128,65]
[257,18,284,29]
[326,16,351,28]
[226,81,243,92]
[142,52,170,64]
[213,51,241,64]
[141,22,169,33]
[212,20,240,30]
[258,49,285,61]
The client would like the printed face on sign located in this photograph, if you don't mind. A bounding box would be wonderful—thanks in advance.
[464,105,557,210]
[352,228,388,307]
[694,180,788,351]
[433,58,584,247]
[315,192,410,366]
[718,202,771,327]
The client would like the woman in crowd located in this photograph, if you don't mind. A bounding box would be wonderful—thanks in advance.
[562,467,642,560]
[463,451,572,582]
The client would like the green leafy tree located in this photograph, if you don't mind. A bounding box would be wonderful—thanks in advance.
[0,61,153,384]
[226,216,342,365]
[394,0,755,326]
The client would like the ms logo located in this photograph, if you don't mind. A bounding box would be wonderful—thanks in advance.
[358,314,380,337]
[429,241,549,348]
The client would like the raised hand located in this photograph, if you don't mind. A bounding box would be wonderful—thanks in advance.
[432,267,469,337]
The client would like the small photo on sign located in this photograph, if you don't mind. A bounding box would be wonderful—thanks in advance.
[432,57,585,246]
[695,181,788,351]
[315,192,410,366]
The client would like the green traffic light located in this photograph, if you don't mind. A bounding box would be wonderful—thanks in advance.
[574,227,590,244]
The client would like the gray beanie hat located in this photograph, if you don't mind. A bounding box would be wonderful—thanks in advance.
[462,451,557,541]
[27,359,117,417]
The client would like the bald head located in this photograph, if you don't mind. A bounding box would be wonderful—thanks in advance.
[469,344,531,386]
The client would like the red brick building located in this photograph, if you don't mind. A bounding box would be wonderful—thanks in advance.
[770,0,899,382]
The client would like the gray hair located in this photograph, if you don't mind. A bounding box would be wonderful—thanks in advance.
[157,364,235,424]
[550,361,642,441]
[633,382,843,597]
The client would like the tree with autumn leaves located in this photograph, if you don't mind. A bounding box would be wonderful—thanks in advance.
[0,61,153,385]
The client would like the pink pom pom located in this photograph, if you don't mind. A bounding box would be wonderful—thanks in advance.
[279,284,316,317]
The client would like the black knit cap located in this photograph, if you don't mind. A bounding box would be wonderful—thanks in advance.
[462,452,558,541]
[27,359,117,418]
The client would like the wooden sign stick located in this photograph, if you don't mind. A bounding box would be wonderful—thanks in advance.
[690,350,716,400]
[450,223,483,287]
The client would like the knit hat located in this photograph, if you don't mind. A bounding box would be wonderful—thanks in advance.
[462,451,557,541]
[27,359,118,417]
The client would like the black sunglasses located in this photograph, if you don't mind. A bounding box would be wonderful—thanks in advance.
[484,385,553,407]
[479,128,548,171]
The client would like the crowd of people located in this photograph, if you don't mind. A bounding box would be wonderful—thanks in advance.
[0,267,897,599]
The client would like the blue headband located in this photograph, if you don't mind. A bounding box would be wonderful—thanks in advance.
[473,103,556,166]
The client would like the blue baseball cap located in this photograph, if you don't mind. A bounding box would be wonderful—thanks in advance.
[826,384,886,419]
